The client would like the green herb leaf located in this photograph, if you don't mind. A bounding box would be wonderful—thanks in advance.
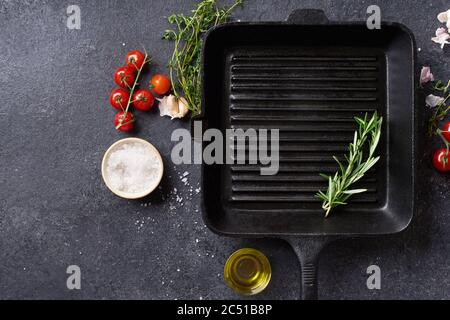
[319,173,330,180]
[342,189,367,195]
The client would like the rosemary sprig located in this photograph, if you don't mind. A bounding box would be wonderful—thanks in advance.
[163,0,242,117]
[316,112,383,217]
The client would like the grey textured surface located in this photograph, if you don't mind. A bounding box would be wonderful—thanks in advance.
[0,0,449,300]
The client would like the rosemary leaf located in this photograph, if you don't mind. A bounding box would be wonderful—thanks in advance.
[342,189,367,195]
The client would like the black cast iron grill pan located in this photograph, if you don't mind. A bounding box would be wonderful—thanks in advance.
[199,9,416,299]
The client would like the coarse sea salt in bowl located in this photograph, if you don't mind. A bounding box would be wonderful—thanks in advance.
[101,138,164,199]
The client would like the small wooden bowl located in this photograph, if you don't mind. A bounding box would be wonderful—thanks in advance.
[101,138,164,199]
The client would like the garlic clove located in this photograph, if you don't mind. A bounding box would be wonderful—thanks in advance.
[437,10,450,30]
[437,10,449,23]
[157,95,179,119]
[432,27,450,49]
[426,94,445,108]
[420,66,434,87]
[175,97,190,118]
[436,27,448,36]
[157,94,190,119]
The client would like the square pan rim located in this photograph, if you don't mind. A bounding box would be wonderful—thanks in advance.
[200,20,417,238]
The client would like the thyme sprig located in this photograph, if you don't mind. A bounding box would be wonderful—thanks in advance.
[162,0,242,117]
[428,80,450,136]
[316,112,383,217]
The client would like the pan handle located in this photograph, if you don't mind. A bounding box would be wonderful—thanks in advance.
[286,237,332,300]
[287,9,329,25]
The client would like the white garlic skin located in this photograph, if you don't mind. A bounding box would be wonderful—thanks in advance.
[176,97,189,118]
[157,94,189,119]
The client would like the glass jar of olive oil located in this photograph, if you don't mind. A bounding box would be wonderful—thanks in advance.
[224,248,271,295]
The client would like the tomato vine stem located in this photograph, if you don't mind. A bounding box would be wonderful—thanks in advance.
[117,54,152,129]
[437,129,450,153]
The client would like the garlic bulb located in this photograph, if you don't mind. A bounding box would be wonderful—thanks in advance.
[157,95,190,119]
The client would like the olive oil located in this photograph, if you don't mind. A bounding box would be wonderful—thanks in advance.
[224,248,271,295]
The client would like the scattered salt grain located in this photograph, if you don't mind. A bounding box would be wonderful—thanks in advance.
[106,142,162,195]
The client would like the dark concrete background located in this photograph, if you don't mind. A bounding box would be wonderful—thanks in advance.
[0,0,449,300]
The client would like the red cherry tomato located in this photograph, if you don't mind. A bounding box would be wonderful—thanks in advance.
[125,50,146,71]
[442,122,450,143]
[109,88,130,111]
[132,89,155,111]
[433,148,450,172]
[150,74,171,95]
[114,66,136,89]
[114,111,134,132]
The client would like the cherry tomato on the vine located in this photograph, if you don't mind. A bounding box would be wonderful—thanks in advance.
[433,148,450,172]
[114,66,136,89]
[109,88,130,111]
[126,50,146,71]
[114,111,134,132]
[150,74,171,95]
[132,89,155,111]
[442,122,450,143]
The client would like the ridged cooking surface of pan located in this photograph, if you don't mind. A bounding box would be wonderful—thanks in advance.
[226,52,387,211]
